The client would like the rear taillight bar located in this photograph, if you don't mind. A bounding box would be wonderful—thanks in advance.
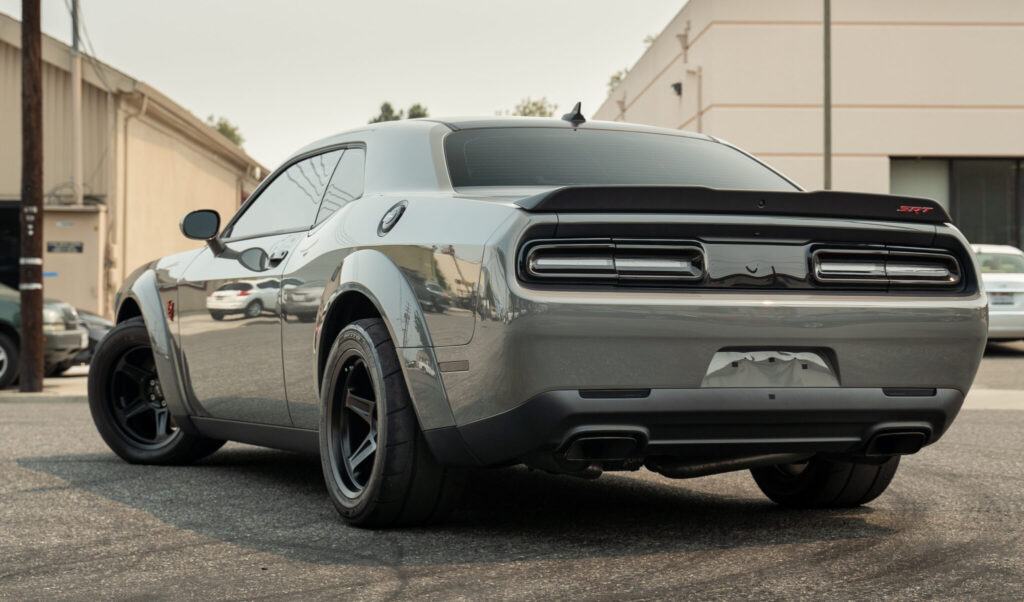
[522,240,704,283]
[812,248,961,286]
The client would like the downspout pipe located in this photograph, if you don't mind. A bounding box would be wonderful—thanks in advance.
[120,92,148,286]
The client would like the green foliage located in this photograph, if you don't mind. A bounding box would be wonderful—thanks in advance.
[501,97,558,117]
[206,115,244,147]
[607,68,629,94]
[369,102,429,123]
[407,103,429,119]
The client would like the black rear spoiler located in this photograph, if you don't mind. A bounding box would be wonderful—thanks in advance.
[514,186,952,224]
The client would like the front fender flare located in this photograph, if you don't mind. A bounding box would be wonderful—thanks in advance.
[116,269,200,434]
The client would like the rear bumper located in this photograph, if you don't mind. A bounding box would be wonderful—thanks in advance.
[987,309,1024,339]
[426,387,964,467]
[44,328,88,365]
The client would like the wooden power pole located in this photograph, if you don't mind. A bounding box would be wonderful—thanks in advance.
[20,0,43,392]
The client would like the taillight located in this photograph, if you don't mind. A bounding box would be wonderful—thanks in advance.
[237,289,250,296]
[521,239,704,283]
[812,248,961,287]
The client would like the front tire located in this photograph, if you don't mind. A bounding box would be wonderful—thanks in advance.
[0,332,18,389]
[88,317,225,464]
[319,318,465,527]
[751,455,900,508]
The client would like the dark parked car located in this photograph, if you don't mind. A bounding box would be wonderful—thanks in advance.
[0,283,89,388]
[87,115,985,527]
[46,309,114,375]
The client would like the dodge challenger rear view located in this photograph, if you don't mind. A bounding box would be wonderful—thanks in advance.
[87,110,987,527]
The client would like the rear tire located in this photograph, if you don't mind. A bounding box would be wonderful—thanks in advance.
[319,318,466,528]
[88,317,225,464]
[0,332,18,389]
[244,300,263,318]
[751,455,900,508]
[209,311,225,321]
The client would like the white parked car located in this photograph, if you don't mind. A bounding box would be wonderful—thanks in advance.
[973,244,1024,340]
[205,278,279,320]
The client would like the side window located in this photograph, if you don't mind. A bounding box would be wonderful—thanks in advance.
[229,150,342,239]
[314,147,365,226]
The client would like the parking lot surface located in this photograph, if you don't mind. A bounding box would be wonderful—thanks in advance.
[1,347,1022,600]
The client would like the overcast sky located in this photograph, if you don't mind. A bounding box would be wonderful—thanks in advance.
[0,0,684,167]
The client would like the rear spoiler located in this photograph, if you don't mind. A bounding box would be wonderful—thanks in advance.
[514,186,952,224]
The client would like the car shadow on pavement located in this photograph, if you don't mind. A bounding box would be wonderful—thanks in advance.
[983,341,1024,356]
[18,446,894,567]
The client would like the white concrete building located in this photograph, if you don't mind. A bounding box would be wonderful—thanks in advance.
[594,0,1024,247]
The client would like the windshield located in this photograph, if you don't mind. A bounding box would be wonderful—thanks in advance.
[444,128,797,191]
[977,252,1024,274]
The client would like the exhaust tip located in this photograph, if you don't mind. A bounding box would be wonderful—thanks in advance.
[563,435,642,461]
[866,430,928,456]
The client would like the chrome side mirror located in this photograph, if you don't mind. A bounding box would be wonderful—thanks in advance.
[180,210,220,240]
[239,247,269,272]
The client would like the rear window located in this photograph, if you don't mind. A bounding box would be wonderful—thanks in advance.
[218,282,252,291]
[444,128,797,190]
[977,253,1024,273]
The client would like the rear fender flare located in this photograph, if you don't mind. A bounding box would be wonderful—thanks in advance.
[319,249,456,431]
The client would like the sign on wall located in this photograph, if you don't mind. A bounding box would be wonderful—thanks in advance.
[46,241,84,253]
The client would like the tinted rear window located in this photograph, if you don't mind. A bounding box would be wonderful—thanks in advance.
[444,128,796,190]
[218,282,252,291]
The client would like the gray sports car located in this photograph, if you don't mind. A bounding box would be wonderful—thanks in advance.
[87,111,987,527]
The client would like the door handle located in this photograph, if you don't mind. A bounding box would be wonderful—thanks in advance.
[268,249,289,265]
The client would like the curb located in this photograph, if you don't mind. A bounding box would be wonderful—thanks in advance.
[0,393,87,403]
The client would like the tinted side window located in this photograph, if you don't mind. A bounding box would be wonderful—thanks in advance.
[230,150,342,239]
[315,148,365,226]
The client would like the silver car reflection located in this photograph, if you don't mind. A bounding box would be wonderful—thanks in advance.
[88,114,987,527]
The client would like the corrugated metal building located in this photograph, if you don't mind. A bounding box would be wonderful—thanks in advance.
[0,12,265,316]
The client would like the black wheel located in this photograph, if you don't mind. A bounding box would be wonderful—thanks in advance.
[751,455,900,508]
[0,332,18,389]
[244,300,263,318]
[210,311,225,321]
[319,318,466,527]
[88,317,225,464]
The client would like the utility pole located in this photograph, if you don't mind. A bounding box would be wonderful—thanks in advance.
[823,0,832,190]
[20,0,44,392]
[71,0,83,205]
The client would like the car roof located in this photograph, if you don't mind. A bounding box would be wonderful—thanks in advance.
[972,244,1024,255]
[294,116,715,157]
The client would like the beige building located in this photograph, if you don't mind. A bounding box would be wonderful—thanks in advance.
[0,12,265,317]
[595,0,1024,248]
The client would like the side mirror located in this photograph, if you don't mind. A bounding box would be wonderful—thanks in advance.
[180,210,220,240]
[239,247,269,272]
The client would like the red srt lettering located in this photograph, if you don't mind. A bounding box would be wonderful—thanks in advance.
[897,205,934,214]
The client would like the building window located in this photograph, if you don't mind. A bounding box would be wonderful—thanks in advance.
[891,158,1023,248]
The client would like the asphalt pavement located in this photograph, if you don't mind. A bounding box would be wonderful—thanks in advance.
[1,348,1022,600]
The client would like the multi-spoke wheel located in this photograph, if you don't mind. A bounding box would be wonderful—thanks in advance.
[244,300,263,318]
[88,317,224,464]
[319,318,466,527]
[108,344,176,448]
[0,332,18,389]
[332,357,380,496]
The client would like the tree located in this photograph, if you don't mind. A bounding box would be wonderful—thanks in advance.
[206,115,244,146]
[369,102,429,123]
[498,97,558,117]
[407,103,429,119]
[607,68,629,94]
